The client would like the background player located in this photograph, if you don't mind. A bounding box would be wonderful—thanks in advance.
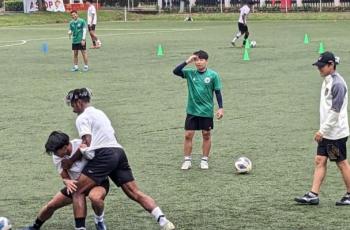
[86,0,101,49]
[231,0,251,47]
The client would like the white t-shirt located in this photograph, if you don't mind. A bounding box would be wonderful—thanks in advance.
[52,139,88,180]
[238,5,250,24]
[87,5,97,25]
[76,106,122,151]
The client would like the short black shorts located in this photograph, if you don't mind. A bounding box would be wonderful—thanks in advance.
[60,178,110,198]
[82,147,135,187]
[185,114,213,131]
[317,137,348,162]
[238,22,248,33]
[88,24,96,31]
[72,43,86,50]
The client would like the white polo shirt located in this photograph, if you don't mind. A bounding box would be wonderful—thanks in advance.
[52,139,87,180]
[238,5,250,24]
[319,72,349,140]
[76,106,122,151]
[87,5,97,25]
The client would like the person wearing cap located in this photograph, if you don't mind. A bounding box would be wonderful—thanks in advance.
[62,88,175,230]
[295,51,350,205]
[173,50,224,170]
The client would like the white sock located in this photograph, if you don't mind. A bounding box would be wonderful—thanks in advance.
[74,65,78,69]
[84,65,88,68]
[75,228,86,230]
[94,212,104,224]
[151,207,168,227]
[201,156,208,161]
[232,32,241,42]
[184,156,192,161]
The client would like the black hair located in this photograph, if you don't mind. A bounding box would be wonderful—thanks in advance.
[66,88,92,105]
[193,50,209,60]
[45,131,70,155]
[70,10,78,14]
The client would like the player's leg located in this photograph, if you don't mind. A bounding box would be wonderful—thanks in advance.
[22,192,72,230]
[182,114,197,170]
[88,184,108,230]
[294,155,327,205]
[231,23,243,46]
[72,48,79,71]
[333,138,350,205]
[80,48,88,71]
[72,174,97,230]
[109,147,175,229]
[88,25,96,48]
[201,129,211,169]
[243,30,250,47]
[120,181,175,230]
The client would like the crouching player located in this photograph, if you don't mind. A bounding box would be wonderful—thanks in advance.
[23,131,109,230]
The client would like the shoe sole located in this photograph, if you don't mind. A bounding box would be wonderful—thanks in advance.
[336,202,350,206]
[294,198,319,205]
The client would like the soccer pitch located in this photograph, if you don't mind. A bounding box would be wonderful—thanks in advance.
[1,19,350,229]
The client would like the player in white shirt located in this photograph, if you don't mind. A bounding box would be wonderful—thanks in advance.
[63,88,175,230]
[22,131,109,230]
[231,1,251,47]
[86,0,101,49]
[295,52,350,206]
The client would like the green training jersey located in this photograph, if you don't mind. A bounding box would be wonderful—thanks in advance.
[69,18,86,44]
[182,68,222,118]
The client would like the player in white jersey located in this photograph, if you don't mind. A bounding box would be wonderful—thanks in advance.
[231,1,251,47]
[22,131,109,230]
[86,0,101,49]
[63,88,175,230]
[295,52,350,206]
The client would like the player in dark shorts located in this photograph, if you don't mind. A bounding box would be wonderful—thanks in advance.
[22,131,109,230]
[62,88,175,230]
[295,52,350,206]
[173,50,224,170]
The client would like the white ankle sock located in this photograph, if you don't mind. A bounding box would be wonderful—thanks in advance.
[151,207,168,227]
[184,156,192,161]
[94,212,104,223]
[201,156,208,161]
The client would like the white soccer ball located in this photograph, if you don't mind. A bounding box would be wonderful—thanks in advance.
[250,40,257,48]
[0,217,12,230]
[234,157,252,174]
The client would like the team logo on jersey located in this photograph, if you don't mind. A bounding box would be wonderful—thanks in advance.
[204,77,211,84]
[325,88,329,96]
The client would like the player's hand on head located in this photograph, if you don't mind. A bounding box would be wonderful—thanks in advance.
[63,179,78,194]
[216,108,224,120]
[62,158,74,170]
[186,55,197,64]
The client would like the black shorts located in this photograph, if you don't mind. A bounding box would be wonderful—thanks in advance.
[88,24,96,31]
[72,43,86,51]
[60,178,110,198]
[82,147,135,187]
[317,137,348,162]
[185,114,213,131]
[238,22,248,33]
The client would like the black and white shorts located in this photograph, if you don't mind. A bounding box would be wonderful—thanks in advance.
[60,178,110,198]
[82,147,135,187]
[317,137,348,162]
[238,22,248,33]
[185,114,213,131]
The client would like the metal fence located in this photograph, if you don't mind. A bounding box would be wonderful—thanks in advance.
[116,0,350,12]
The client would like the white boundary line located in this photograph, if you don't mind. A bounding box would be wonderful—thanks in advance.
[0,27,203,31]
[0,40,27,48]
[0,28,203,48]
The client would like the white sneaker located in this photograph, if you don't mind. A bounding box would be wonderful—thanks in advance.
[161,221,175,230]
[181,160,192,170]
[200,159,209,170]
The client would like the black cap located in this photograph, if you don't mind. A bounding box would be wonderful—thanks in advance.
[313,51,336,68]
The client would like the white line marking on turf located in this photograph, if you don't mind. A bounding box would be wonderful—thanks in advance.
[0,29,203,46]
[0,40,26,48]
[0,27,203,31]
